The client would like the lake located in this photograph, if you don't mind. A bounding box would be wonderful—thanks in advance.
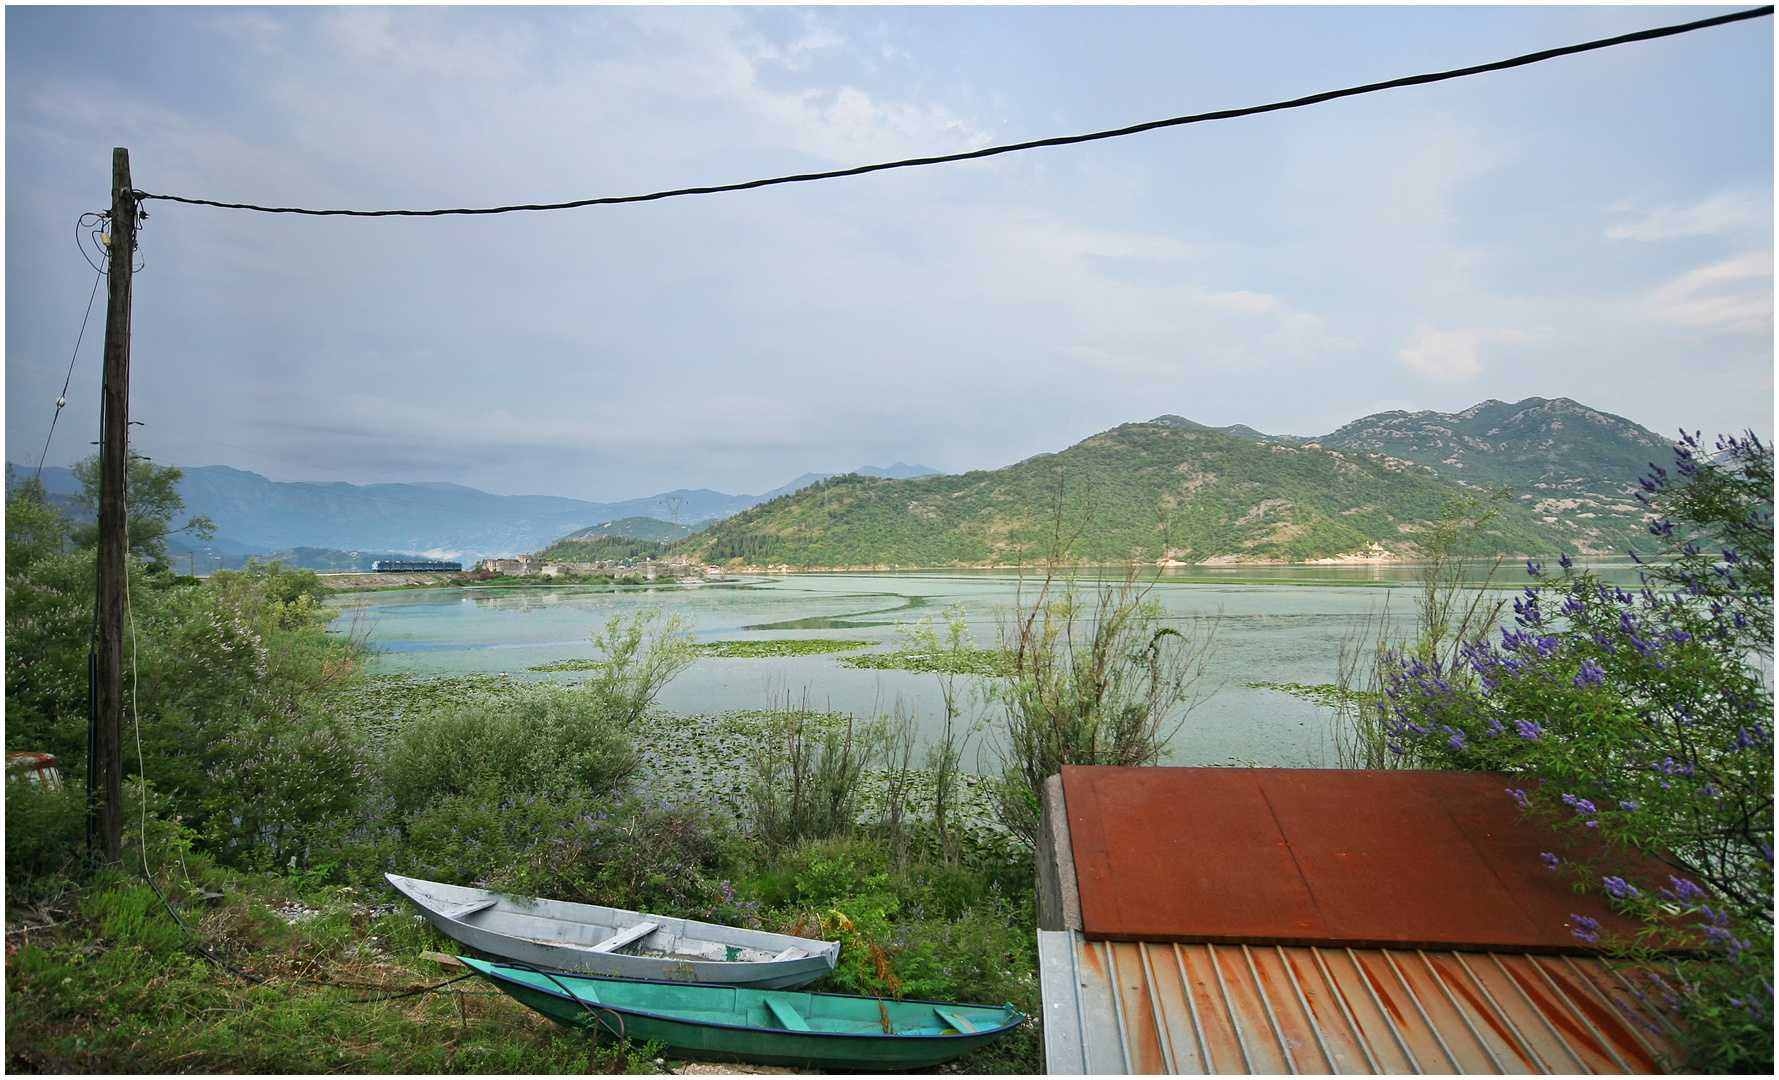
[330,562,1646,770]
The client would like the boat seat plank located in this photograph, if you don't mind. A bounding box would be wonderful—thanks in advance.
[440,898,499,920]
[590,921,659,953]
[766,999,812,1032]
[935,1008,977,1034]
[771,946,808,962]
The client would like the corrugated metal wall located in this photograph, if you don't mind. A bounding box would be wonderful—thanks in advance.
[1039,931,1681,1074]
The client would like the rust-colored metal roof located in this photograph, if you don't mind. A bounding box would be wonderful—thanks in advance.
[1062,766,1660,953]
[1038,931,1682,1074]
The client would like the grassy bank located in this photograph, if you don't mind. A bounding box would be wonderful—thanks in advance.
[7,686,1041,1075]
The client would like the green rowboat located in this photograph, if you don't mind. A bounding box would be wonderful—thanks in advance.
[459,957,1025,1070]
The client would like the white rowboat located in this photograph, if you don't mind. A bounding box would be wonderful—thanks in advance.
[383,874,840,990]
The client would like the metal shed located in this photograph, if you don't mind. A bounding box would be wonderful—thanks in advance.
[1036,766,1683,1074]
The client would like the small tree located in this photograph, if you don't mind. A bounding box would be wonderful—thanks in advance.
[584,609,697,724]
[899,605,975,863]
[71,451,214,566]
[745,700,879,855]
[991,568,1216,845]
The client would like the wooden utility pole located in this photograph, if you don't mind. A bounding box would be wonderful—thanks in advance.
[92,147,137,864]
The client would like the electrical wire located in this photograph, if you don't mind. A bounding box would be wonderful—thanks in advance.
[131,6,1771,219]
[76,211,110,273]
[35,268,106,484]
[329,971,482,1004]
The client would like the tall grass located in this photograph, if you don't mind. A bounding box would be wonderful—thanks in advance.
[991,566,1216,844]
[745,695,880,855]
[1325,491,1511,768]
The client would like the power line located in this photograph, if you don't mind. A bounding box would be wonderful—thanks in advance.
[34,269,107,483]
[133,6,1771,219]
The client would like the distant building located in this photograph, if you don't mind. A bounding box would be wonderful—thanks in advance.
[476,555,700,580]
[478,556,541,575]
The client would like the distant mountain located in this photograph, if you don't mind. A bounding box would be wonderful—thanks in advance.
[1151,398,1670,554]
[859,463,944,480]
[680,419,1587,568]
[161,545,427,574]
[755,463,943,501]
[553,516,700,545]
[13,461,945,563]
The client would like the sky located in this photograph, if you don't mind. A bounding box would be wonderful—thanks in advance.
[6,4,1772,503]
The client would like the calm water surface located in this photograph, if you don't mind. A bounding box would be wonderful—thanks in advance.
[330,563,1644,769]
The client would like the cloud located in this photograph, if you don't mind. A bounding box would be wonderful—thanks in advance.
[1204,291,1277,316]
[1261,312,1356,356]
[1058,345,1177,377]
[759,86,990,163]
[324,7,531,81]
[1361,129,1489,238]
[1607,193,1770,242]
[1398,325,1532,383]
[1645,252,1773,335]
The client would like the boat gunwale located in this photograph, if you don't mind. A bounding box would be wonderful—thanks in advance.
[385,873,839,974]
[466,958,1027,1042]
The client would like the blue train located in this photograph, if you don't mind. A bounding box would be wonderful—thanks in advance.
[372,560,463,573]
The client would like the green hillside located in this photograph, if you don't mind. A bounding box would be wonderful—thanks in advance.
[1154,397,1666,555]
[534,516,701,562]
[676,421,1582,568]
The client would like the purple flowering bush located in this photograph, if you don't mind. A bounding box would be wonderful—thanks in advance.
[1379,433,1772,1071]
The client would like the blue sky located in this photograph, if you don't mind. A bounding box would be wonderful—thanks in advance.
[7,5,1771,502]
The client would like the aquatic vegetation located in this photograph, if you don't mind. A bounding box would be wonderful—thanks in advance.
[696,638,874,658]
[527,657,601,672]
[841,647,1010,676]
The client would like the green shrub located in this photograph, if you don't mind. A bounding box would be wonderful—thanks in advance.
[202,712,364,871]
[745,707,880,855]
[365,786,751,925]
[558,796,750,920]
[380,684,640,814]
[393,782,608,887]
[748,839,1033,1011]
[5,780,84,898]
[7,474,371,863]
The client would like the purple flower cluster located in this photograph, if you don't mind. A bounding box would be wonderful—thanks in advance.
[1573,658,1605,687]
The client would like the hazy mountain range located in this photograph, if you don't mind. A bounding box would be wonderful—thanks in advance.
[18,460,941,570]
[13,398,1673,570]
[677,398,1675,568]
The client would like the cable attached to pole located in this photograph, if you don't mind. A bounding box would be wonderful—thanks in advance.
[132,6,1771,219]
